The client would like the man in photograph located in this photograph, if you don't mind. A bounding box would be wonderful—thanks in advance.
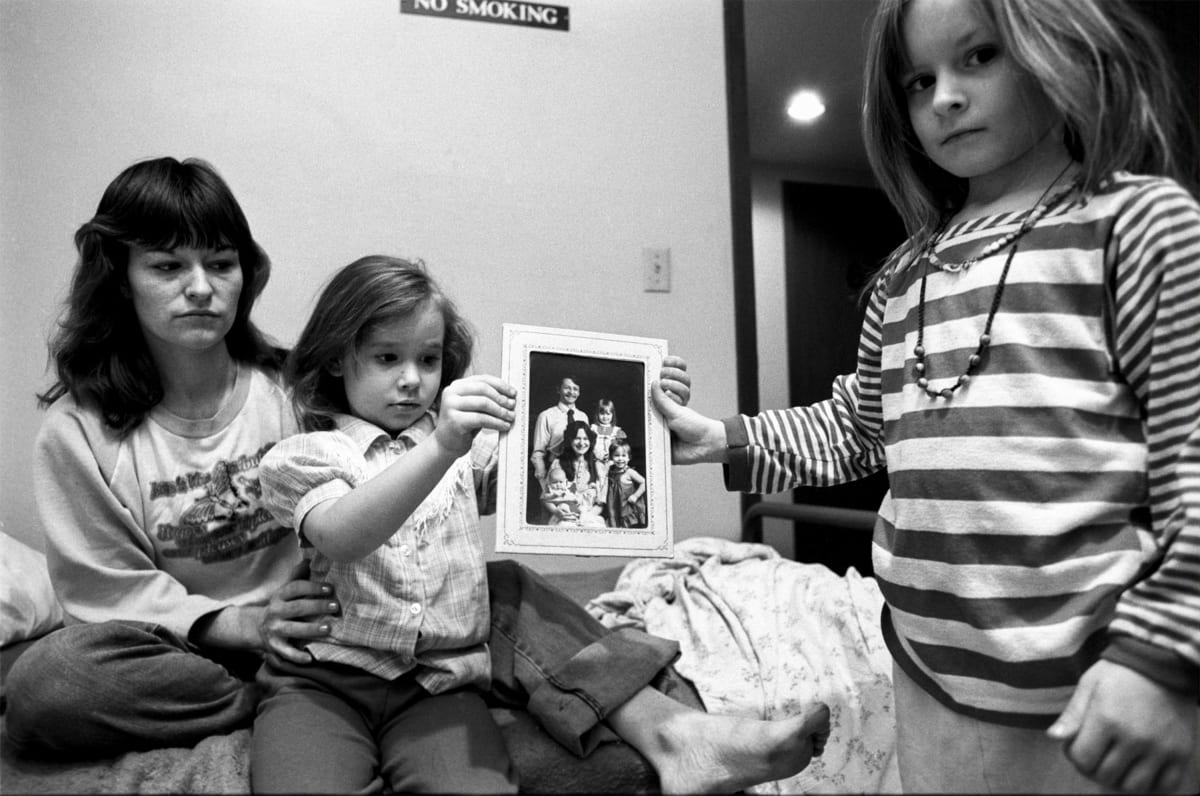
[529,375,588,488]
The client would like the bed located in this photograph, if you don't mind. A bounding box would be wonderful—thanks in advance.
[1,512,899,794]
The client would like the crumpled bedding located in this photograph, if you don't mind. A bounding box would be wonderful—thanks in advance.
[0,565,655,795]
[0,724,251,794]
[588,537,900,794]
[2,542,898,794]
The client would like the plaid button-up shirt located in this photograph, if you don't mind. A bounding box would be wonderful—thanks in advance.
[260,412,497,692]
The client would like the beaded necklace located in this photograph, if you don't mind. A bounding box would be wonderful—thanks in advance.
[926,217,1034,273]
[913,167,1078,399]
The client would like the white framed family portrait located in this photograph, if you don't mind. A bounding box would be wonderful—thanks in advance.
[496,324,674,557]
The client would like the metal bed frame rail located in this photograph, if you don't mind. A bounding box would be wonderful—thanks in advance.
[741,500,876,544]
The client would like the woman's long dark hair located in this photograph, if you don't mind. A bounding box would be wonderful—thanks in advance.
[38,157,283,435]
[559,419,599,485]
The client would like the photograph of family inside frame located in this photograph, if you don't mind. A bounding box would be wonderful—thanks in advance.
[496,324,673,557]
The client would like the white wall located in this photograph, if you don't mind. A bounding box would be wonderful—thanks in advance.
[0,0,743,571]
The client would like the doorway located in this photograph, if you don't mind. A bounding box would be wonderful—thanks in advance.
[724,0,1199,569]
[781,181,905,573]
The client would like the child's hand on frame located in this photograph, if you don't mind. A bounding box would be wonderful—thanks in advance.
[651,381,729,465]
[657,354,691,406]
[1048,658,1198,793]
[435,375,517,455]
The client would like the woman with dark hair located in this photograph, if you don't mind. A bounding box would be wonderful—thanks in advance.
[10,157,331,754]
[40,157,284,433]
[558,419,608,527]
[7,156,829,793]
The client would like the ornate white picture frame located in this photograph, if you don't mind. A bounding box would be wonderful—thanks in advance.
[496,323,673,557]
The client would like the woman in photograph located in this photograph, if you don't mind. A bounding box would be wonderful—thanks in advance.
[558,420,608,528]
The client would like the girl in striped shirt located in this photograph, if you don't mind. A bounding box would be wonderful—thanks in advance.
[654,0,1200,792]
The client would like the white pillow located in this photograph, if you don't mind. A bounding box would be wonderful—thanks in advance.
[1,531,65,646]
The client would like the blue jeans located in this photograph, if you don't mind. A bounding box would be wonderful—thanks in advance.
[252,660,517,794]
[4,560,679,759]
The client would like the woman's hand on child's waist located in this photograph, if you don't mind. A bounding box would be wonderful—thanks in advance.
[256,564,340,665]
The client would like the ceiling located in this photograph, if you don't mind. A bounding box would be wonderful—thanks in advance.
[743,0,878,178]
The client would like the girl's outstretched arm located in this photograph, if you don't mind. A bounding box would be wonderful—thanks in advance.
[303,375,516,561]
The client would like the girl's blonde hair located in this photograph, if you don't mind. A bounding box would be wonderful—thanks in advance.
[595,398,616,422]
[862,0,1192,255]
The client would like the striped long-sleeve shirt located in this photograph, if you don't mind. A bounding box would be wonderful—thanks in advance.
[725,173,1200,727]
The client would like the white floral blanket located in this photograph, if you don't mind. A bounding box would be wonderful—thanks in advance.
[588,537,900,794]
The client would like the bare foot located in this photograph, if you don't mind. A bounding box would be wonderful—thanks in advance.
[608,688,831,794]
[651,703,831,794]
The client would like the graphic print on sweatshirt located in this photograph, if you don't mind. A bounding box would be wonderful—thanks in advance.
[149,443,291,563]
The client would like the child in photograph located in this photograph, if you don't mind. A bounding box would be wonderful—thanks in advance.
[590,398,626,464]
[539,461,580,525]
[604,439,647,529]
[254,255,518,793]
[653,0,1200,792]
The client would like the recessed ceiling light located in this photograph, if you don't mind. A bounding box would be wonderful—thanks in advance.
[787,89,826,123]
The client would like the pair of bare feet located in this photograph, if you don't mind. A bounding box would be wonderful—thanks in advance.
[610,687,832,794]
